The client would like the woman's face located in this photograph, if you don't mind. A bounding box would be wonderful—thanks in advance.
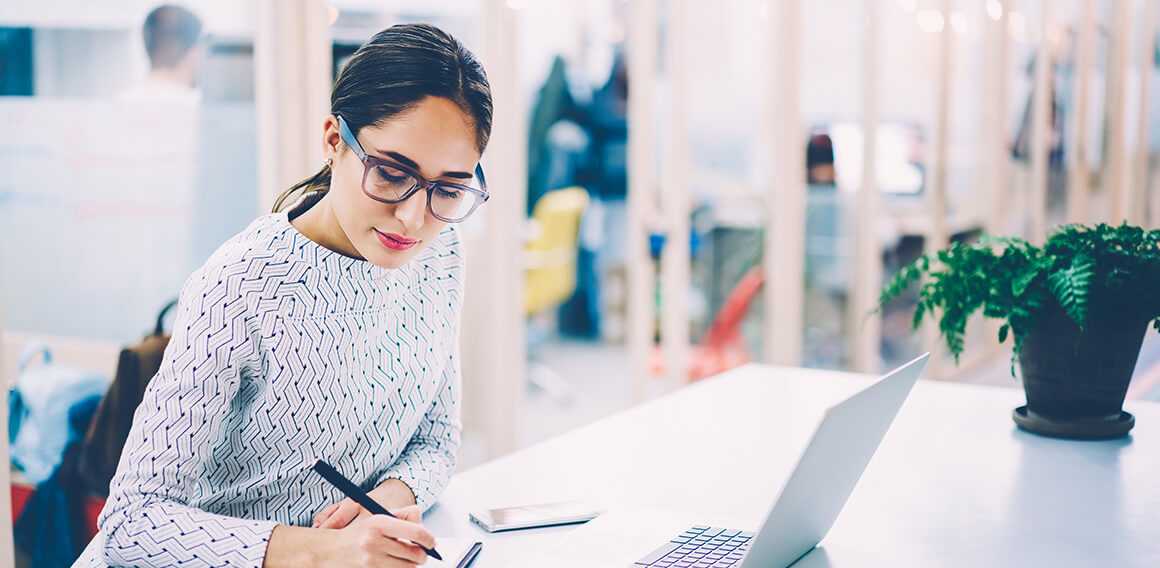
[323,96,481,269]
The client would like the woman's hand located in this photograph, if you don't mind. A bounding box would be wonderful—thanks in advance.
[314,479,418,529]
[313,498,372,529]
[264,508,436,568]
[323,513,436,567]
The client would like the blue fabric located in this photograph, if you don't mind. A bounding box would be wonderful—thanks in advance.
[7,388,23,444]
[558,246,601,339]
[9,345,109,484]
[14,394,101,568]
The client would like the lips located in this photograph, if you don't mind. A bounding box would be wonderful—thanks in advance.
[374,229,418,251]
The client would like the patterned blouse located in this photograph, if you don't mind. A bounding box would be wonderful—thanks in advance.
[76,203,464,567]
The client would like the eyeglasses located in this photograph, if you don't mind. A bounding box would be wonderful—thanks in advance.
[336,114,489,223]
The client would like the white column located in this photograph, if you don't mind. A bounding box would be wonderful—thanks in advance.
[1068,0,1096,225]
[1105,0,1132,223]
[471,0,527,457]
[661,0,691,383]
[0,320,11,568]
[1027,1,1051,242]
[983,0,1011,235]
[975,0,1007,365]
[922,0,954,378]
[926,0,953,255]
[254,0,332,212]
[627,0,658,400]
[850,0,882,373]
[1131,0,1156,226]
[764,0,805,367]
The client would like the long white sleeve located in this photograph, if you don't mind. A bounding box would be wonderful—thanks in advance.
[380,338,462,510]
[100,263,276,568]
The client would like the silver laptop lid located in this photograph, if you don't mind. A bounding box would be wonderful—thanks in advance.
[742,353,930,567]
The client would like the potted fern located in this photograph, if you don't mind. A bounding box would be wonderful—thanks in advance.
[880,223,1160,439]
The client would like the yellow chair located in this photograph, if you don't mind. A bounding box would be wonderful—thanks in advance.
[524,187,589,403]
[524,187,589,315]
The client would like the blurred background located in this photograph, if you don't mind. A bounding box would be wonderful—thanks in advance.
[0,0,1158,565]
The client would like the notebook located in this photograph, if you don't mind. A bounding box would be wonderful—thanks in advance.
[428,538,483,568]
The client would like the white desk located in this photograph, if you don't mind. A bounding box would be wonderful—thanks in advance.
[427,365,1160,567]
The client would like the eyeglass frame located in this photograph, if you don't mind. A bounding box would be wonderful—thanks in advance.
[335,114,489,223]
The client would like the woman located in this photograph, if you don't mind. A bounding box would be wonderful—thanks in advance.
[78,23,491,567]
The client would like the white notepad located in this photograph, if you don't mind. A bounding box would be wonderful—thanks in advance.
[426,538,483,568]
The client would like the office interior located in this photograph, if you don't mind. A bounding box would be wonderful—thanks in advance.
[0,0,1158,566]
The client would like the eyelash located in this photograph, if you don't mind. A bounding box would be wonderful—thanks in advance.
[375,166,409,182]
[373,162,470,195]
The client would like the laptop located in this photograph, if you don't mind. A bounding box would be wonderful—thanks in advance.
[549,353,929,568]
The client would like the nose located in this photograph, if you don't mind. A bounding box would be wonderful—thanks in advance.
[392,186,427,233]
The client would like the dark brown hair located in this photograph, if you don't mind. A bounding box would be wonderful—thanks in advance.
[273,23,493,213]
[143,4,203,69]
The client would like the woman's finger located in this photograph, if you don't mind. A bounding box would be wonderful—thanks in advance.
[382,535,427,565]
[369,515,437,550]
[320,499,364,529]
[390,505,423,523]
[312,501,341,527]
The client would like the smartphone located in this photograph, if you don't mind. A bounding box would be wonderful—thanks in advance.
[469,500,603,533]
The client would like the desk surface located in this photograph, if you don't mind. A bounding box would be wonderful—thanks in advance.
[427,364,1160,567]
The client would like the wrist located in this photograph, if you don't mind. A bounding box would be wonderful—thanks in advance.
[264,524,324,568]
[372,477,418,509]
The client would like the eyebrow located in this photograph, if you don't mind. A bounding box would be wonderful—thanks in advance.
[378,150,474,180]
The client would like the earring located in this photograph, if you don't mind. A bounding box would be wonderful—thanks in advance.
[324,157,333,168]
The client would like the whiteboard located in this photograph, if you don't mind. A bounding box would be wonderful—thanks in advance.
[0,99,256,342]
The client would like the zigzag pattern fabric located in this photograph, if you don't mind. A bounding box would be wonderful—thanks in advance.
[75,211,464,567]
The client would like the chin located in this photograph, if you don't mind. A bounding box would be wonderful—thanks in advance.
[363,251,406,270]
[373,255,411,270]
[362,242,424,270]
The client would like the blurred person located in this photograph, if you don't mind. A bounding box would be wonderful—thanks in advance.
[77,23,492,568]
[1012,33,1066,209]
[526,55,588,215]
[120,4,204,102]
[806,133,836,185]
[587,49,628,203]
[560,49,629,339]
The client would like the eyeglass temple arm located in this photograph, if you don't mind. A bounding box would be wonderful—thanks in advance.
[475,163,489,199]
[336,115,367,161]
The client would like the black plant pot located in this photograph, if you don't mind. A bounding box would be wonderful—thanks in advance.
[1014,298,1149,439]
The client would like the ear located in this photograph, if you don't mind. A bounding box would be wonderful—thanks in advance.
[322,115,341,160]
[176,44,205,87]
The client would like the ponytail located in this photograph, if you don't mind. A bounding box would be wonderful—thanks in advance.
[272,164,331,213]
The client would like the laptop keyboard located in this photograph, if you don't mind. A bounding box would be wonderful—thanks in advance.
[633,526,754,567]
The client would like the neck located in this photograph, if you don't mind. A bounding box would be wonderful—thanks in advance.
[290,192,364,260]
[147,67,194,89]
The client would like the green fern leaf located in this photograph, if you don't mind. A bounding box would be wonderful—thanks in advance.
[1047,253,1094,328]
[998,324,1009,343]
[1011,268,1039,297]
[912,301,927,330]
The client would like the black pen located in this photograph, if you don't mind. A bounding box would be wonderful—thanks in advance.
[311,459,443,561]
[458,541,483,568]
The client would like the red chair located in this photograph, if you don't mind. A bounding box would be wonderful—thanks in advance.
[653,266,765,381]
[10,476,103,545]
